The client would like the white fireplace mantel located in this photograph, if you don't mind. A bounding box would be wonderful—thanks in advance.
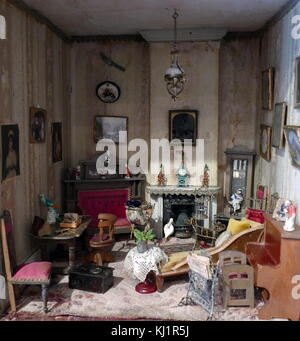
[146,185,221,238]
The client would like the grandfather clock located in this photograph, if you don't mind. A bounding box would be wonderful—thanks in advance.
[224,149,256,205]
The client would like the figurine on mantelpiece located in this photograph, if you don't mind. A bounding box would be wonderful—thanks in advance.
[39,194,61,224]
[124,163,131,178]
[103,148,111,168]
[283,200,296,232]
[157,164,167,186]
[229,188,244,215]
[75,165,81,180]
[201,164,210,187]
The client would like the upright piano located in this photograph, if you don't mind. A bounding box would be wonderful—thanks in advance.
[245,213,300,321]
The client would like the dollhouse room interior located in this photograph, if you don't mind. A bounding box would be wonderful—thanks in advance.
[0,0,300,322]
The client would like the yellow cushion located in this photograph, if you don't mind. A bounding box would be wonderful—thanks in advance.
[226,218,250,236]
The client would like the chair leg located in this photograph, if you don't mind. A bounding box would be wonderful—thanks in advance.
[41,284,49,314]
[7,281,16,313]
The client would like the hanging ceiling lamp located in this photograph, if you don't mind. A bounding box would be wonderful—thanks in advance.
[164,9,186,101]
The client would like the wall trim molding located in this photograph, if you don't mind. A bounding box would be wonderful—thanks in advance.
[263,0,299,30]
[8,0,71,43]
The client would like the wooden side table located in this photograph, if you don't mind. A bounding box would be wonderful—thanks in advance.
[31,216,91,274]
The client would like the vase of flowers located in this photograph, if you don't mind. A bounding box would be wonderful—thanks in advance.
[134,228,155,253]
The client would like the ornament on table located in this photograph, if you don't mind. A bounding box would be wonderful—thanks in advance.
[157,164,167,186]
[201,164,210,187]
[75,165,81,180]
[283,200,296,232]
[228,188,244,215]
[39,194,61,224]
[163,218,174,241]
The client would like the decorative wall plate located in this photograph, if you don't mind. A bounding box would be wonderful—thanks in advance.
[96,81,121,103]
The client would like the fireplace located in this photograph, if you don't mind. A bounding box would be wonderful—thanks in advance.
[163,195,195,238]
[146,185,221,238]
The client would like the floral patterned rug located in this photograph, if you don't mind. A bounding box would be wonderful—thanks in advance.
[1,241,262,321]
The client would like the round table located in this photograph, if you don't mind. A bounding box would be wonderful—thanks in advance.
[124,245,168,294]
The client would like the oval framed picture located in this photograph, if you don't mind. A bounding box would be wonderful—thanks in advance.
[96,81,121,103]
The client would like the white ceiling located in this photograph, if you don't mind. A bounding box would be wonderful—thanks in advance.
[23,0,290,36]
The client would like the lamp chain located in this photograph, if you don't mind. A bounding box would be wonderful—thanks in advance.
[173,9,178,52]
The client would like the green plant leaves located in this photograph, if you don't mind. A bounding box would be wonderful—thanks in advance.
[133,228,155,242]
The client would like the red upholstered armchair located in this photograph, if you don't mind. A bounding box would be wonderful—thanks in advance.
[78,189,131,234]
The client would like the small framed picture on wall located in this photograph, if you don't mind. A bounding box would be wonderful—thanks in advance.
[283,125,300,169]
[260,124,272,161]
[29,107,46,143]
[262,68,274,110]
[169,110,198,145]
[272,102,287,149]
[52,122,62,163]
[1,124,20,182]
[294,57,300,107]
[94,115,128,143]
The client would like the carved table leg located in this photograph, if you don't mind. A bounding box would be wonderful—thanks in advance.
[68,240,76,270]
[156,274,164,293]
[41,284,49,313]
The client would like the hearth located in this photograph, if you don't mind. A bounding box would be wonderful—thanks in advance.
[147,185,221,238]
[163,195,195,238]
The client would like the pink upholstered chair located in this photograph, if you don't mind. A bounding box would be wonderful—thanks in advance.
[0,211,52,313]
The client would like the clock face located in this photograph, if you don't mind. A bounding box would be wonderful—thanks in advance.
[178,168,187,176]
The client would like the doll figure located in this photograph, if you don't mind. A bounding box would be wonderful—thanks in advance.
[283,200,296,232]
[229,188,244,215]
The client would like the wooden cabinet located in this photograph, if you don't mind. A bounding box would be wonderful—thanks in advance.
[224,149,256,205]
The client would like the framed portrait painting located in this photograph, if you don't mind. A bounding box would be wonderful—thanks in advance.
[94,115,128,143]
[52,122,62,163]
[29,107,46,143]
[262,68,274,110]
[1,124,20,182]
[284,125,300,169]
[260,125,272,161]
[272,102,287,149]
[169,110,198,145]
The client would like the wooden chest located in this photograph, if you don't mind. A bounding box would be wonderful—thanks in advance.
[69,263,114,294]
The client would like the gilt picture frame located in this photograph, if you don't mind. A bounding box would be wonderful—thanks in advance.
[29,107,46,143]
[262,68,274,111]
[1,124,20,183]
[272,102,287,149]
[169,110,198,145]
[94,115,128,144]
[260,124,272,161]
[294,57,300,108]
[283,125,300,169]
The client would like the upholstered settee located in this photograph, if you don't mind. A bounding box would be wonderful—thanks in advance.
[78,189,131,234]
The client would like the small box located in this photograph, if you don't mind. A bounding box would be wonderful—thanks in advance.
[69,263,114,294]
